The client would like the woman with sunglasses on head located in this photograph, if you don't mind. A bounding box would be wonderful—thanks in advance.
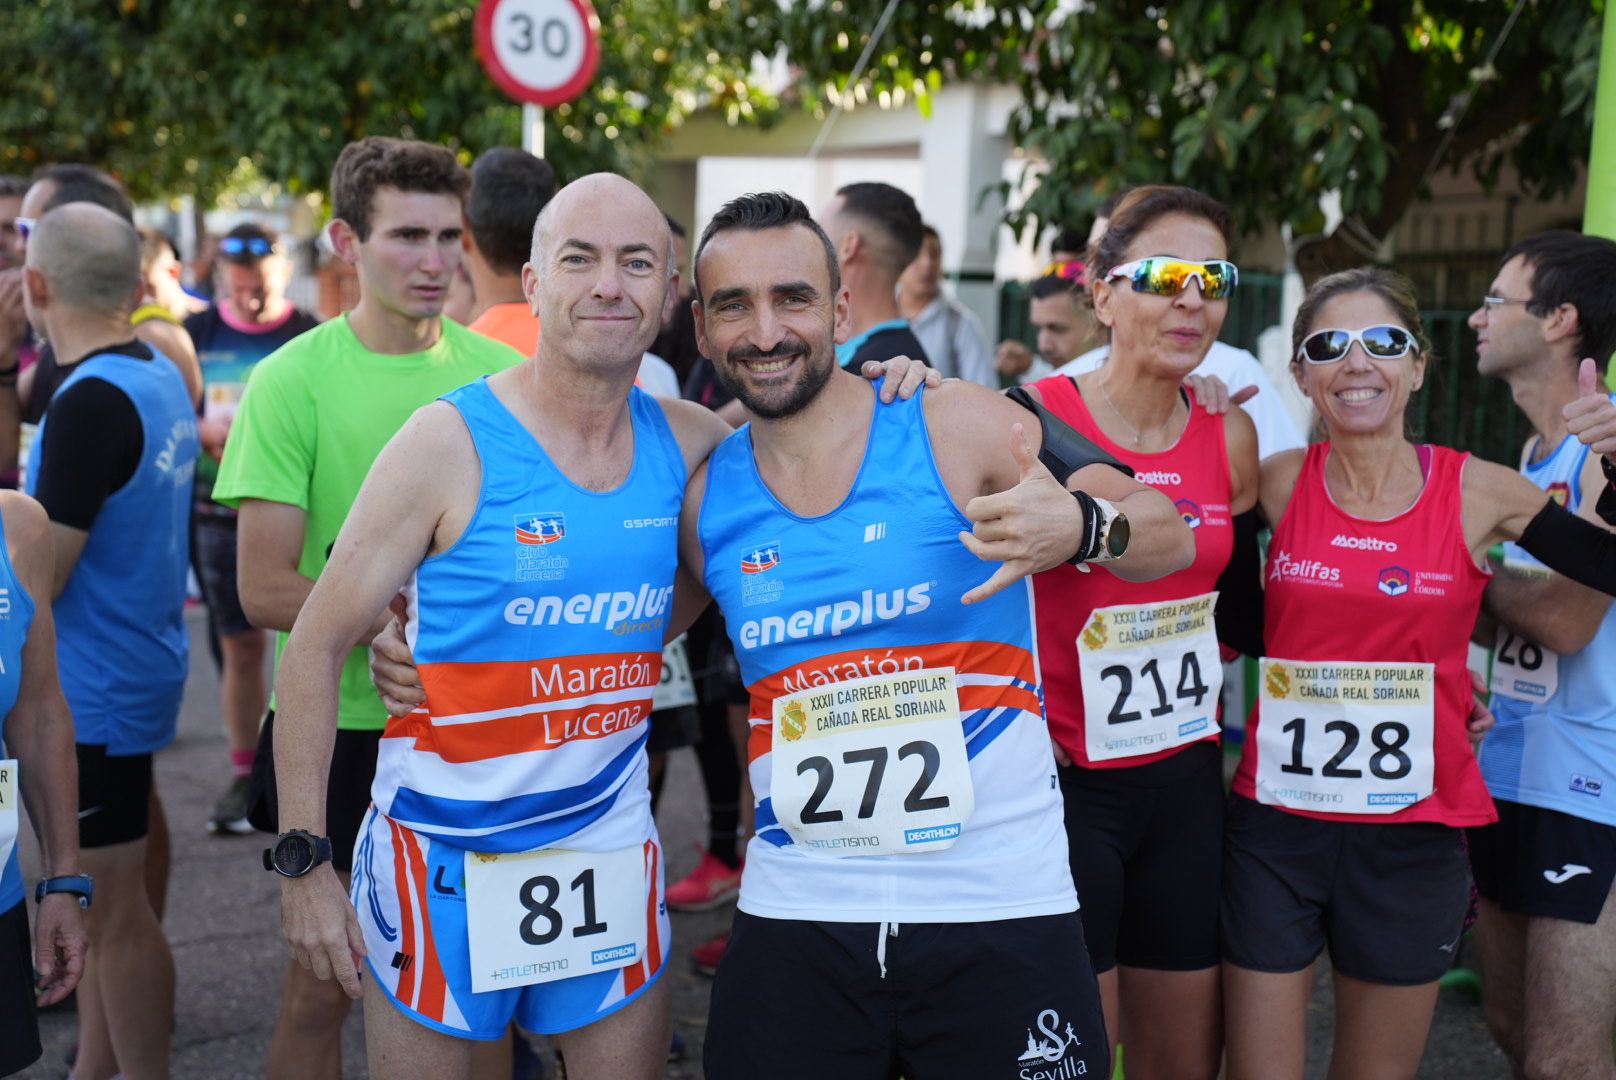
[1019,185,1263,1079]
[1222,266,1616,1079]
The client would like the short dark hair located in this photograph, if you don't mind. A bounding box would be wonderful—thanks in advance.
[1050,227,1086,256]
[34,164,134,223]
[220,221,280,265]
[693,191,841,303]
[1088,185,1234,285]
[665,213,687,239]
[466,147,557,277]
[1029,274,1082,302]
[0,175,28,199]
[330,137,471,242]
[137,226,179,272]
[1501,230,1616,372]
[835,181,923,277]
[919,223,940,244]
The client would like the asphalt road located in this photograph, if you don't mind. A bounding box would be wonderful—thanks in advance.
[16,609,1512,1078]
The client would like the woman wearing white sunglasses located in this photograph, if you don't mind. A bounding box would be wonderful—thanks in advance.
[1020,185,1262,1079]
[1223,266,1616,1079]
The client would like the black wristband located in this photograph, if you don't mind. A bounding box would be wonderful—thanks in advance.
[1067,489,1101,564]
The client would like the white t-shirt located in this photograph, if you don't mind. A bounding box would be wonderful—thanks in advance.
[907,294,996,386]
[636,352,680,399]
[1055,340,1306,459]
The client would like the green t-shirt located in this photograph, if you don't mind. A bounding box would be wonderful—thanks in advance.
[213,315,522,730]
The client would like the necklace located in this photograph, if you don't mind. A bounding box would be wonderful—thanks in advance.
[1096,377,1178,447]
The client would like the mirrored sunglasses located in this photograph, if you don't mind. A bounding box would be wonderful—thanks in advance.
[1296,323,1419,365]
[1104,256,1238,300]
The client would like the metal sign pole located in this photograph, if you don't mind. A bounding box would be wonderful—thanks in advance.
[523,102,546,158]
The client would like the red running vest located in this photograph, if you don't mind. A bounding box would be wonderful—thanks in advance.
[1030,376,1234,768]
[1231,442,1497,825]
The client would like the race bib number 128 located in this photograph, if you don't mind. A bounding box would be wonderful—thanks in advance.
[464,845,646,993]
[770,667,973,857]
[1255,659,1435,815]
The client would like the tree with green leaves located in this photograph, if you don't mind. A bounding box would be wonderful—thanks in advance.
[2,0,1602,276]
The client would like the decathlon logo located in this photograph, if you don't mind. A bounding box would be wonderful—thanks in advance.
[1331,533,1398,552]
[741,541,780,574]
[864,522,887,543]
[516,513,566,546]
[1175,499,1202,529]
[1377,566,1411,597]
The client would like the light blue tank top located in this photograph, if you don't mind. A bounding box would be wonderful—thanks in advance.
[25,352,198,755]
[699,382,1075,922]
[0,509,37,911]
[372,381,686,853]
[1483,418,1616,825]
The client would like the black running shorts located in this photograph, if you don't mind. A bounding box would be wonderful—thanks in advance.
[1469,799,1616,924]
[1221,794,1469,985]
[704,911,1110,1080]
[76,744,153,849]
[1059,740,1223,972]
[0,900,42,1076]
[247,710,381,873]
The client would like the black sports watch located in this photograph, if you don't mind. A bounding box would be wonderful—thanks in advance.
[36,874,94,909]
[263,830,334,878]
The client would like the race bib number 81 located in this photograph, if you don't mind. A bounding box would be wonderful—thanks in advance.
[770,666,973,857]
[1077,592,1221,761]
[464,845,645,993]
[1255,659,1435,815]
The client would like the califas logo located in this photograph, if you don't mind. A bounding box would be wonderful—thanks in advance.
[1016,1007,1087,1078]
[738,583,931,649]
[1175,499,1202,529]
[1268,549,1342,584]
[516,512,566,546]
[1330,533,1398,552]
[741,541,781,574]
[503,583,674,631]
[1377,565,1411,597]
[1135,469,1182,486]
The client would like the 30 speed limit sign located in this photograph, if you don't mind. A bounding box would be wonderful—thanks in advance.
[475,0,601,107]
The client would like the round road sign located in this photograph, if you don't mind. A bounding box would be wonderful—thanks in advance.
[475,0,601,108]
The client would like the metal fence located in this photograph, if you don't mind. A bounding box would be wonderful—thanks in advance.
[997,273,1529,465]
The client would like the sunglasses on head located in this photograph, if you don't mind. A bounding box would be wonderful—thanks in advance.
[1041,258,1087,285]
[220,235,275,258]
[1296,324,1419,365]
[1104,256,1238,300]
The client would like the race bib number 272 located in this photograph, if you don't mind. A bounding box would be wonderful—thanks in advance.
[769,666,974,857]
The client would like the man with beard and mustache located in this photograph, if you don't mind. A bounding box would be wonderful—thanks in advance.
[682,192,1195,1078]
[361,184,1187,1075]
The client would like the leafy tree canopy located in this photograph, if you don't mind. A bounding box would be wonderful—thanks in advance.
[3,0,1602,271]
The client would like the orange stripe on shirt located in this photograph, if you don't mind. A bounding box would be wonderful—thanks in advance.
[743,640,1041,763]
[416,652,661,717]
[384,696,653,763]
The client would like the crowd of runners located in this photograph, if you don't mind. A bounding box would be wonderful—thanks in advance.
[2,134,1616,1080]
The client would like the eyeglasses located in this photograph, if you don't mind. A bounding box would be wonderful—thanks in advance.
[1105,256,1238,300]
[1296,324,1420,365]
[220,235,275,258]
[1041,258,1087,285]
[14,217,35,243]
[1482,295,1532,312]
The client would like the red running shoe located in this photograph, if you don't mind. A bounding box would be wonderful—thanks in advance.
[665,846,743,912]
[690,929,731,976]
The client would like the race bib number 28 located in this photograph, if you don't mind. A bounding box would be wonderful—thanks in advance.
[464,845,646,993]
[770,667,974,857]
[1255,659,1435,815]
